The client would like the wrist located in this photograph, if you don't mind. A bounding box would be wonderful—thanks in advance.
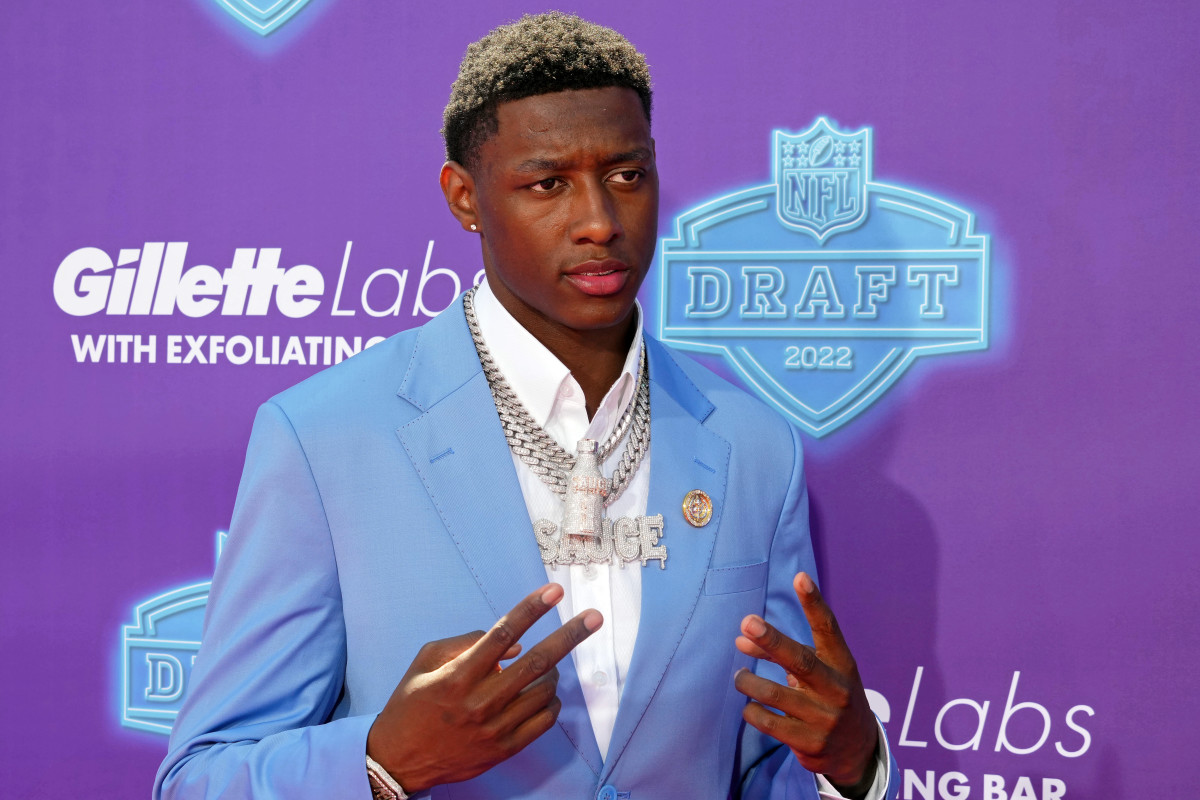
[828,760,876,799]
[825,731,881,800]
[366,754,410,800]
[367,714,420,797]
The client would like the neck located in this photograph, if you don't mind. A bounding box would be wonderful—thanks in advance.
[527,314,637,420]
[475,280,642,420]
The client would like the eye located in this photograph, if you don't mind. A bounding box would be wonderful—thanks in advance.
[530,177,562,193]
[608,169,643,185]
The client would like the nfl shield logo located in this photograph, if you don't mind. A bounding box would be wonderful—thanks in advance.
[774,119,870,242]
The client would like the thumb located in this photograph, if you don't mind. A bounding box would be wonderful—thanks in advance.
[410,630,487,672]
[409,631,522,674]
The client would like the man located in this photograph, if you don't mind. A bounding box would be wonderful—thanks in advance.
[156,13,898,799]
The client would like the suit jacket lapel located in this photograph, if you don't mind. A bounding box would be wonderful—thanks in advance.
[602,337,730,774]
[394,299,603,775]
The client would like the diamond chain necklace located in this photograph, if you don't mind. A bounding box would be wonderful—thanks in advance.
[462,287,650,507]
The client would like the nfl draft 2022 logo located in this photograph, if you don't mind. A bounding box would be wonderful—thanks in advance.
[658,118,990,437]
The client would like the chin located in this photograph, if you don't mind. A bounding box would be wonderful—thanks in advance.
[563,299,640,333]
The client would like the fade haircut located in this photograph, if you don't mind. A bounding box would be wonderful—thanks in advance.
[442,12,652,170]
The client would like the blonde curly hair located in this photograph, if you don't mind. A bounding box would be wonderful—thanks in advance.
[441,12,652,168]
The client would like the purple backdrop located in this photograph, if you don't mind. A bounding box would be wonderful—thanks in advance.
[2,1,1197,797]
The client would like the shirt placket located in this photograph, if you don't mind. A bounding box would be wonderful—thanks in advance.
[549,374,624,758]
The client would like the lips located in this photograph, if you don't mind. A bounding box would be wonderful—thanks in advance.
[562,260,633,297]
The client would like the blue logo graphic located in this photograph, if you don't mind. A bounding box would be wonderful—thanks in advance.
[658,119,990,437]
[213,0,312,36]
[120,532,224,734]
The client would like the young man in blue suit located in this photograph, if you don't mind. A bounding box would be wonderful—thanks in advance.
[156,13,897,799]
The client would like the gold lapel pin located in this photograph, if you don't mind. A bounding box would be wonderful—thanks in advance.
[682,489,713,527]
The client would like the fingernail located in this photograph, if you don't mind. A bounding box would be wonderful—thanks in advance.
[583,610,603,632]
[541,584,563,605]
[798,573,815,594]
[786,673,799,688]
[744,616,766,637]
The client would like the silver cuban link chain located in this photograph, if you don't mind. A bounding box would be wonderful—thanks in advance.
[462,287,649,507]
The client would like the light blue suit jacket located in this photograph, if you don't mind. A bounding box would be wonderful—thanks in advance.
[155,297,898,799]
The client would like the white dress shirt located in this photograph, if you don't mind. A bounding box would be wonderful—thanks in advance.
[473,283,647,760]
[472,282,887,798]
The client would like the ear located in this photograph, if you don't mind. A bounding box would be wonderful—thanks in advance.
[439,161,480,233]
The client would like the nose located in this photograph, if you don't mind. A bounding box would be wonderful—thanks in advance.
[570,181,623,245]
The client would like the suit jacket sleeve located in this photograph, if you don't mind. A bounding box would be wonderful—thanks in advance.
[737,421,900,800]
[154,400,375,799]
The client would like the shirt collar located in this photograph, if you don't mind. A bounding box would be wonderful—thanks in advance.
[472,280,644,436]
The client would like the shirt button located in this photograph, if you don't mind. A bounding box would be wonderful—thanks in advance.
[597,785,617,800]
[592,670,609,686]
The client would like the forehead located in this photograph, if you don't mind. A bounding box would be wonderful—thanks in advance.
[482,87,651,169]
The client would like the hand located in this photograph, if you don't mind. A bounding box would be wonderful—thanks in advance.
[734,572,878,795]
[367,583,602,793]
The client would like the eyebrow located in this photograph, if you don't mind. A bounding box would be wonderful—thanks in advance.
[512,148,653,174]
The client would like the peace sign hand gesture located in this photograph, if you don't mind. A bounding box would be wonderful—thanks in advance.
[734,572,879,798]
[367,583,601,794]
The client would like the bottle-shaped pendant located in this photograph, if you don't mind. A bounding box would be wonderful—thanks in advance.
[561,439,609,540]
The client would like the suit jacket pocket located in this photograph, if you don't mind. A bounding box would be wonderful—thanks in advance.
[704,560,769,595]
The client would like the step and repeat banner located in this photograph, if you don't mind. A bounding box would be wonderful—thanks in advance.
[2,1,1196,797]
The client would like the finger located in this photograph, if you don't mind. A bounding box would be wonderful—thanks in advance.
[410,630,487,673]
[793,572,855,673]
[741,701,827,764]
[737,637,807,676]
[739,614,835,691]
[494,608,601,700]
[489,643,524,674]
[499,694,563,755]
[490,669,560,733]
[734,667,824,722]
[734,635,770,660]
[461,584,564,676]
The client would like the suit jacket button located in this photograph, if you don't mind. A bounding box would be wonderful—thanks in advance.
[597,785,618,800]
